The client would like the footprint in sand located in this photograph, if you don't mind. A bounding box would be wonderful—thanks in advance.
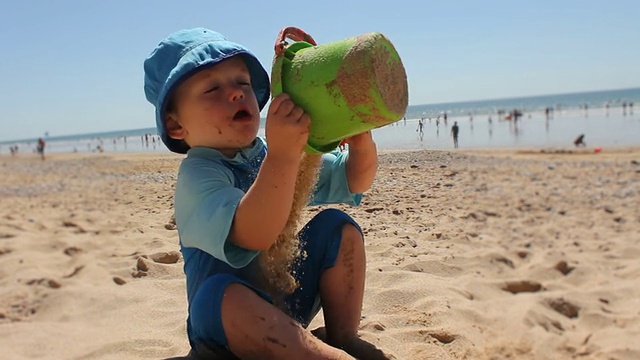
[63,246,82,256]
[130,253,180,279]
[491,255,515,268]
[547,298,580,319]
[1,296,41,322]
[428,331,457,344]
[164,215,177,230]
[61,220,88,233]
[63,265,85,278]
[147,251,181,264]
[531,314,564,333]
[502,280,543,294]
[360,320,387,332]
[131,257,150,278]
[554,260,575,275]
[136,257,149,271]
[25,278,62,289]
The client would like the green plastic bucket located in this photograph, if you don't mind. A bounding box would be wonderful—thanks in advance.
[271,27,408,154]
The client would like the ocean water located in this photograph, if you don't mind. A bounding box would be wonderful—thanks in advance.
[2,87,639,155]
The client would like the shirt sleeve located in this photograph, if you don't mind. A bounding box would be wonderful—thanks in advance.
[174,157,259,268]
[311,150,363,206]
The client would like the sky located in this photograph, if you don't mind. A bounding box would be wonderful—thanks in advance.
[1,0,639,142]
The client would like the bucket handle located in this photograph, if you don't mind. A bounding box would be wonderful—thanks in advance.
[271,27,326,154]
[271,27,317,98]
[274,27,317,56]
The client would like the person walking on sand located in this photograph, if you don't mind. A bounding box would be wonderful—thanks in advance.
[451,121,460,148]
[36,138,46,160]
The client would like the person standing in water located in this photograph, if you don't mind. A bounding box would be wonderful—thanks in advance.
[451,121,460,148]
[36,138,46,160]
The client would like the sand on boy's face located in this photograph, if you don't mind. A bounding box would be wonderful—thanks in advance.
[1,147,639,359]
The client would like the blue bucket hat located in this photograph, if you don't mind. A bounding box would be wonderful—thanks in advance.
[144,28,270,154]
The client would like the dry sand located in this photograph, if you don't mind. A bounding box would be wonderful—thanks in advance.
[1,147,639,359]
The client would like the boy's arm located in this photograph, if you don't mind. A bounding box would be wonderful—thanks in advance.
[345,131,377,194]
[231,153,301,251]
[229,94,310,252]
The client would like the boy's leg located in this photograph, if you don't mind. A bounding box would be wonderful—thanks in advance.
[319,223,365,344]
[221,282,353,360]
[287,208,389,358]
[318,223,390,359]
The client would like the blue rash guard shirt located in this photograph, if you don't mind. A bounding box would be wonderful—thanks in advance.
[173,137,362,328]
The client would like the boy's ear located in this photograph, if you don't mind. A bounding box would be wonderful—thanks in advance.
[165,114,186,140]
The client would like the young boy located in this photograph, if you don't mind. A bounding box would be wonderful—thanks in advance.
[144,28,384,359]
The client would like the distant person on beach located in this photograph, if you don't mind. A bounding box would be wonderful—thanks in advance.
[144,28,383,359]
[36,138,46,160]
[416,119,424,136]
[451,121,460,148]
[574,134,586,147]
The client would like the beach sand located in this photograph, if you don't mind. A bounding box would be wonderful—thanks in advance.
[1,147,639,359]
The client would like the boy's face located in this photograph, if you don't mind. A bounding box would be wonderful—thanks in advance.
[165,57,261,156]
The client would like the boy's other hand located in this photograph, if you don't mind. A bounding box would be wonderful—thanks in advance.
[266,93,310,159]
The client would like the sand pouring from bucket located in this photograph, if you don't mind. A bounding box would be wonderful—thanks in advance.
[271,27,409,154]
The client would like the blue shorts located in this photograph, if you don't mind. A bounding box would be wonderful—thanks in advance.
[188,208,361,355]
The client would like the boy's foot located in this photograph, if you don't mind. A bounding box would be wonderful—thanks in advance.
[312,327,395,360]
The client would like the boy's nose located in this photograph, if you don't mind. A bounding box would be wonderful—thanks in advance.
[229,84,245,101]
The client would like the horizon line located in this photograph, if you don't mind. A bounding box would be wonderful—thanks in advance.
[2,86,638,145]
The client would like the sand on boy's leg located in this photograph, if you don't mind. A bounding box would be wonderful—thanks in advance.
[316,224,392,360]
[220,282,354,359]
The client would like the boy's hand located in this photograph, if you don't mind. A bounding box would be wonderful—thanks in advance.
[265,93,310,159]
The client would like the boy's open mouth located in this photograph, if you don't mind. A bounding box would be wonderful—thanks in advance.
[233,109,252,122]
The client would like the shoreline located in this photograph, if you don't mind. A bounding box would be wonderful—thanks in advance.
[2,103,640,157]
[2,144,640,160]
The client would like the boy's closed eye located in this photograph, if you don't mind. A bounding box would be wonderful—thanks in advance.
[204,84,220,94]
[204,79,250,94]
[237,78,251,86]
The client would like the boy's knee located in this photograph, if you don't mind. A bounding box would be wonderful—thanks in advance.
[341,223,364,244]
